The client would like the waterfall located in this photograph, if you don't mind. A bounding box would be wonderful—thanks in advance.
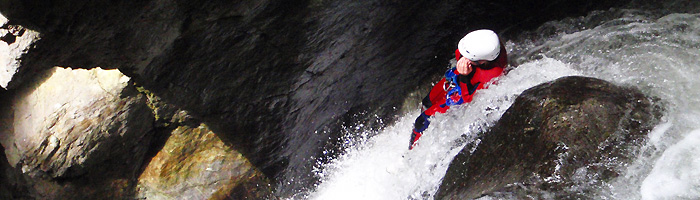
[305,4,700,200]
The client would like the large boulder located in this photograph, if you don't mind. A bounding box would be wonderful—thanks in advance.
[137,124,272,200]
[0,67,155,198]
[436,76,663,199]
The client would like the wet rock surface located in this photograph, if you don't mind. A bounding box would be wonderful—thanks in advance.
[436,76,663,199]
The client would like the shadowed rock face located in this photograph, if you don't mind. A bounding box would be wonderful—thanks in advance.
[0,0,632,196]
[437,76,663,199]
[0,143,27,199]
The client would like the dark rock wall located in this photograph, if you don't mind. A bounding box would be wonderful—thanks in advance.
[0,143,27,199]
[0,0,632,196]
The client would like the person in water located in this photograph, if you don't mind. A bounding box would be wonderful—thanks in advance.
[409,29,508,150]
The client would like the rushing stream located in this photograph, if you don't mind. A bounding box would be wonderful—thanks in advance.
[303,2,700,200]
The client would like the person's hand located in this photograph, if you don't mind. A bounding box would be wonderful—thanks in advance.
[456,57,472,75]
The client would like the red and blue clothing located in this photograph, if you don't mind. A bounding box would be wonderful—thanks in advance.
[409,45,507,149]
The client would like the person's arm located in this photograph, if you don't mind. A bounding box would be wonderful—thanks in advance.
[457,43,508,102]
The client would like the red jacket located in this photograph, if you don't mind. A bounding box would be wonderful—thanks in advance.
[422,45,507,116]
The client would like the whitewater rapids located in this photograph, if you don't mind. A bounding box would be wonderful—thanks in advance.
[306,6,700,200]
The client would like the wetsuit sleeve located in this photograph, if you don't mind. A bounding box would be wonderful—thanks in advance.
[422,78,447,109]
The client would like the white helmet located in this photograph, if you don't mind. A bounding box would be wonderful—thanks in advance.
[458,29,501,61]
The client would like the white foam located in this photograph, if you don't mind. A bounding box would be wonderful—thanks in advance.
[641,129,700,200]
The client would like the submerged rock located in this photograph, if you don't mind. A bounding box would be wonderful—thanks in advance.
[436,76,662,199]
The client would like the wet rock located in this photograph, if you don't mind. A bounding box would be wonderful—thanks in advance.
[436,76,662,199]
[0,67,155,198]
[137,124,271,200]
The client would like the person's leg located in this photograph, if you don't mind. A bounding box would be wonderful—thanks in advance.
[409,113,431,150]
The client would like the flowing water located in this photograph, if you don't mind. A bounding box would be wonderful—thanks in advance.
[303,3,700,200]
